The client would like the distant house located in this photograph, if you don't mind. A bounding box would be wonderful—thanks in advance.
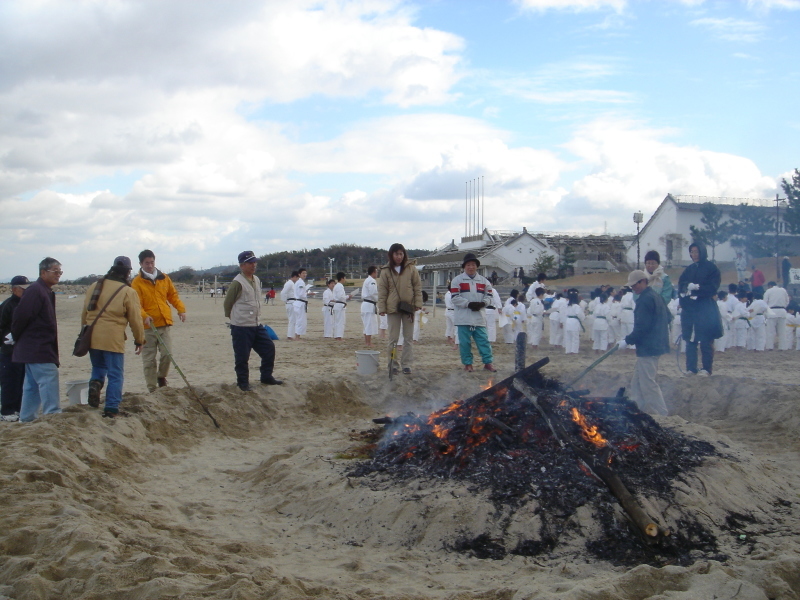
[416,228,629,286]
[628,194,797,267]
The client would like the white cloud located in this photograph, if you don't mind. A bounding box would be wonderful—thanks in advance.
[558,119,777,233]
[689,17,766,43]
[515,0,627,12]
[494,58,635,104]
[746,0,800,10]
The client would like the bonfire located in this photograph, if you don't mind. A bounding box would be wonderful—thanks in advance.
[349,358,720,565]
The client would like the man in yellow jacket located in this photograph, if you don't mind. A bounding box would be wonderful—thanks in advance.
[131,249,186,392]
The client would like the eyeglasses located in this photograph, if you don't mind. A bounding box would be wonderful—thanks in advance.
[47,270,63,275]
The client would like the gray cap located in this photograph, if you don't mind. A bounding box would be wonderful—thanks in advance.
[626,269,648,287]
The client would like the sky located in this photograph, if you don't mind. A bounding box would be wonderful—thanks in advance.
[1,0,799,280]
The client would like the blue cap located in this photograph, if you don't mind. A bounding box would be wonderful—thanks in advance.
[238,251,257,264]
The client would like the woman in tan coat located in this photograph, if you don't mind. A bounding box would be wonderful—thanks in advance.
[378,243,422,374]
[81,257,146,417]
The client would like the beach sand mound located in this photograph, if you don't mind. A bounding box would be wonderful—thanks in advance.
[1,371,799,600]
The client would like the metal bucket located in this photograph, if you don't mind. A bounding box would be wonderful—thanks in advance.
[355,350,380,375]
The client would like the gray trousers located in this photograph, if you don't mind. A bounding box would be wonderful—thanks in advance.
[143,325,172,392]
[629,355,668,416]
[386,312,414,370]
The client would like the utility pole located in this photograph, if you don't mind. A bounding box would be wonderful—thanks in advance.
[633,211,644,270]
[775,193,782,280]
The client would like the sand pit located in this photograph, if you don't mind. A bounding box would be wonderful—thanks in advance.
[1,292,799,599]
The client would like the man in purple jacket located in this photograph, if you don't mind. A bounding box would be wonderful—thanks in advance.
[11,257,63,422]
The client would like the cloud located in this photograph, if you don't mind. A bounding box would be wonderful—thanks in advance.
[515,0,627,12]
[493,58,635,104]
[689,17,766,43]
[746,0,800,10]
[556,119,777,232]
[0,0,464,107]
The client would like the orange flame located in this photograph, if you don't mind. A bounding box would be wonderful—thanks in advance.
[570,407,607,447]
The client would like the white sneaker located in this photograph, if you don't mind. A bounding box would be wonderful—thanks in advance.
[1,413,20,422]
[698,369,710,377]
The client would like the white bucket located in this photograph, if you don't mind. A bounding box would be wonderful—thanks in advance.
[65,380,90,405]
[355,350,380,375]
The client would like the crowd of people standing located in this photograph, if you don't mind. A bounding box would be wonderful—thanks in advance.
[2,242,796,423]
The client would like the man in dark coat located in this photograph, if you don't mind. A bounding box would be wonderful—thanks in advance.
[617,270,670,415]
[0,276,31,421]
[678,242,722,375]
[11,258,63,422]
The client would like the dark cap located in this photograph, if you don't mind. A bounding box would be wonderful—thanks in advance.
[238,250,257,264]
[10,275,30,288]
[462,253,480,268]
[114,256,132,270]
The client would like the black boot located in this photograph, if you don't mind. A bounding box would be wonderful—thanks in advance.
[88,379,104,408]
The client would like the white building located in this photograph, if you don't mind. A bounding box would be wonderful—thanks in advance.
[417,228,628,286]
[628,194,795,267]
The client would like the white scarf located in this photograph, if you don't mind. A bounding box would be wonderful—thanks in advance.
[647,265,664,292]
[142,269,158,281]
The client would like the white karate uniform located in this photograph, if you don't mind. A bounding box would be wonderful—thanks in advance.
[332,282,347,338]
[715,300,731,352]
[412,309,428,342]
[526,297,545,346]
[591,300,610,351]
[787,313,800,350]
[444,291,457,343]
[619,291,635,343]
[730,301,750,348]
[360,276,379,336]
[747,299,768,351]
[322,287,334,337]
[561,303,585,354]
[608,300,622,346]
[293,278,308,335]
[764,286,790,350]
[485,289,501,343]
[549,297,566,346]
[281,279,297,339]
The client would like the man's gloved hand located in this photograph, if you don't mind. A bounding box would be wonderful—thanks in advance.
[687,283,700,292]
[617,340,627,350]
[467,301,486,311]
[3,333,13,346]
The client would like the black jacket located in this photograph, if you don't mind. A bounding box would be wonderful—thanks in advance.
[678,243,723,340]
[0,294,21,356]
[625,286,671,357]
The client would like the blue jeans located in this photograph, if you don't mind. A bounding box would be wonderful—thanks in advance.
[19,363,61,422]
[230,325,275,386]
[89,349,125,412]
[457,326,493,366]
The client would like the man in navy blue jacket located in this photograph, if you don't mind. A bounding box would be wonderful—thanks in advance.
[11,258,63,422]
[618,270,670,416]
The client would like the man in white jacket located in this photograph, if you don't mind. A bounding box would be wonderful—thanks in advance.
[332,272,348,340]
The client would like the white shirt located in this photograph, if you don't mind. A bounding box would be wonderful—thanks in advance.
[281,279,296,303]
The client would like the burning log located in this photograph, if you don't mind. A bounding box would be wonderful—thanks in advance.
[512,378,668,542]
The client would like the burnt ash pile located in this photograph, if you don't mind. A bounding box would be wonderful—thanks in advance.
[348,360,721,566]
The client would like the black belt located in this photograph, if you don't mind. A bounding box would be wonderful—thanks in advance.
[287,298,296,301]
[363,299,376,304]
[596,316,607,319]
[770,306,786,309]
[486,306,495,310]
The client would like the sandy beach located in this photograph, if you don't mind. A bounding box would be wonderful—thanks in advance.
[1,290,799,600]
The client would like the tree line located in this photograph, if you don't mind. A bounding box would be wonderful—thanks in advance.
[688,169,800,261]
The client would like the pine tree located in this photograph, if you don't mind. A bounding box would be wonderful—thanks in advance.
[781,168,800,234]
[688,202,732,261]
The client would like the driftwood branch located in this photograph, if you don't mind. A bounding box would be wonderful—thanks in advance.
[513,378,667,541]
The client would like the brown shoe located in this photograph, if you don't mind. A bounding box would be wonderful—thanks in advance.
[483,363,497,372]
[157,377,168,388]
